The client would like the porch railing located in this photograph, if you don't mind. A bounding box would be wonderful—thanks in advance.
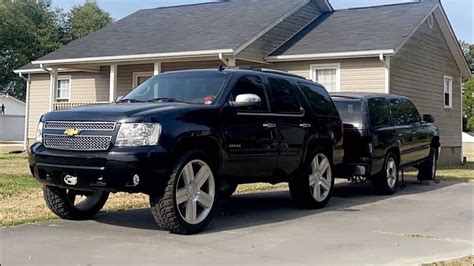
[53,101,109,110]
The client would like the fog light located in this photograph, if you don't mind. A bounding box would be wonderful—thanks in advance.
[133,174,140,186]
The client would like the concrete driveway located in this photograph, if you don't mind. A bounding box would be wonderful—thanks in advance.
[1,179,473,265]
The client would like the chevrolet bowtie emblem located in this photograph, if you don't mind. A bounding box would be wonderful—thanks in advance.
[64,128,80,137]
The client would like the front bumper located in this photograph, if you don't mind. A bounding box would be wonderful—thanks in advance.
[29,143,173,194]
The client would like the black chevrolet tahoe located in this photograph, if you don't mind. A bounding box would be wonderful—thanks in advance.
[331,92,440,195]
[29,68,343,234]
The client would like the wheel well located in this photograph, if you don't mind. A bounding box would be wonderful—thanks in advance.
[305,138,333,161]
[386,147,400,162]
[174,137,223,174]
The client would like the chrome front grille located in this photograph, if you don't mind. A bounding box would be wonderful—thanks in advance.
[44,121,116,131]
[44,135,112,151]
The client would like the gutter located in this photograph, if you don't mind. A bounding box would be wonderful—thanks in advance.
[265,49,395,62]
[17,72,30,151]
[32,49,234,65]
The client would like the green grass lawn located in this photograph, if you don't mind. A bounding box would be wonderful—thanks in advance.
[0,152,285,227]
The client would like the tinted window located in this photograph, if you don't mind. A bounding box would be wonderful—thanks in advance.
[401,99,421,124]
[267,78,301,113]
[388,98,406,125]
[228,75,268,112]
[298,83,338,116]
[333,98,363,126]
[368,97,390,127]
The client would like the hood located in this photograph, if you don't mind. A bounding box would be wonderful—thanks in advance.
[42,102,195,122]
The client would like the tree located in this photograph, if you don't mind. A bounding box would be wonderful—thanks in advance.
[463,78,474,131]
[1,0,112,101]
[0,0,65,100]
[66,0,112,42]
[459,40,473,70]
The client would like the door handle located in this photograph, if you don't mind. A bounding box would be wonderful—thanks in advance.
[299,123,312,128]
[263,123,277,129]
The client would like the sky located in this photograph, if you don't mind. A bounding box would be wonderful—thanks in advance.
[53,0,473,43]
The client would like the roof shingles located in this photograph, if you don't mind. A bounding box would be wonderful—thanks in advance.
[37,0,306,62]
[271,1,438,56]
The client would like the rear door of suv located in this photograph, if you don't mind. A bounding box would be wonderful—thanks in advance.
[265,76,307,174]
[387,97,414,165]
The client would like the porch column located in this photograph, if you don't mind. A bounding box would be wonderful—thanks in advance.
[109,64,118,103]
[49,67,58,111]
[154,62,162,75]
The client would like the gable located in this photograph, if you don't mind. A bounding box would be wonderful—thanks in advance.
[236,0,323,62]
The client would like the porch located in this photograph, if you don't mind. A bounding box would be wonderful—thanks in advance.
[45,57,239,111]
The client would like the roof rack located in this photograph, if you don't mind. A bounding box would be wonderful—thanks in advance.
[217,65,307,80]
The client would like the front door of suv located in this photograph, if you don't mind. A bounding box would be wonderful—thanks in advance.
[265,77,307,174]
[401,98,430,162]
[222,75,278,177]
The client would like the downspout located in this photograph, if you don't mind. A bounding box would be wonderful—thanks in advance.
[18,72,30,151]
[219,53,236,67]
[39,64,52,74]
[379,54,391,94]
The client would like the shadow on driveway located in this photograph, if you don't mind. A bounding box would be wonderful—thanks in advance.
[92,178,457,233]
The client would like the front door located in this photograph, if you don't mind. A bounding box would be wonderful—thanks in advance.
[222,75,278,177]
[402,98,431,162]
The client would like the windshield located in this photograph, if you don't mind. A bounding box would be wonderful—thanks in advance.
[121,72,229,104]
[333,97,363,128]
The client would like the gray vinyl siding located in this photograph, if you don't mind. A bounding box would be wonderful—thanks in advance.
[237,0,321,61]
[390,15,462,152]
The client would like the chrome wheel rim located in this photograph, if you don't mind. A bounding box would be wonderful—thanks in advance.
[175,160,215,225]
[386,158,397,188]
[66,190,103,211]
[309,153,332,202]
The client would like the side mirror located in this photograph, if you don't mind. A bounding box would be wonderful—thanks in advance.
[116,96,124,103]
[423,114,435,123]
[229,94,261,108]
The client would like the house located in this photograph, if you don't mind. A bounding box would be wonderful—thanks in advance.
[14,0,471,166]
[0,94,26,142]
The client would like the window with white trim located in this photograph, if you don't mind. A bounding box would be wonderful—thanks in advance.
[444,75,452,108]
[133,72,153,88]
[56,76,71,102]
[310,64,340,92]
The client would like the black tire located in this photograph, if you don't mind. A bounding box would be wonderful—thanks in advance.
[150,150,217,235]
[372,152,399,195]
[218,183,238,199]
[289,148,334,209]
[43,185,109,220]
[417,147,438,181]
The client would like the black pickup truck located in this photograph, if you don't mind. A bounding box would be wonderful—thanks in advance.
[331,92,440,195]
[29,67,343,234]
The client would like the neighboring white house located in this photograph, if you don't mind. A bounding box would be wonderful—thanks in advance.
[0,94,26,142]
[463,132,474,153]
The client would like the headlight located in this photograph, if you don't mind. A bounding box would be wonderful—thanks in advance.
[115,123,161,147]
[36,122,44,143]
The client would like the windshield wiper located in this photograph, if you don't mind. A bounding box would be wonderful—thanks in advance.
[147,98,187,103]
